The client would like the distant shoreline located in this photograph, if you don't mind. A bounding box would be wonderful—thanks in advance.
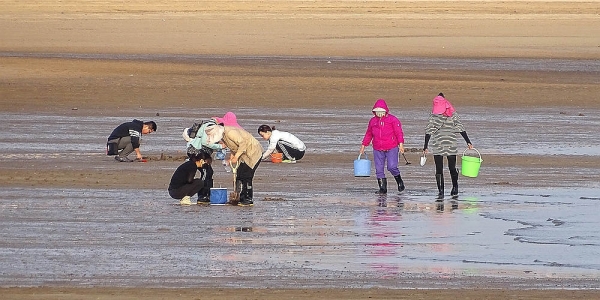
[3,52,600,72]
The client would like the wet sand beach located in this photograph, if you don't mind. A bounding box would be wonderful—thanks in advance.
[1,1,600,299]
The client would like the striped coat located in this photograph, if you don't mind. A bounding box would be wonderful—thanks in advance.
[425,113,466,156]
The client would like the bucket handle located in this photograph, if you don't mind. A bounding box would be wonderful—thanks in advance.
[357,152,369,160]
[462,148,482,162]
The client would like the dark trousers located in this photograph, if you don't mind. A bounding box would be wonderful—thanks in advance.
[108,136,134,158]
[434,155,457,174]
[237,160,261,182]
[168,179,204,200]
[198,164,214,197]
[236,160,261,201]
[276,142,305,160]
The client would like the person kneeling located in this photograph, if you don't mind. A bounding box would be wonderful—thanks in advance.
[258,125,306,164]
[168,151,211,206]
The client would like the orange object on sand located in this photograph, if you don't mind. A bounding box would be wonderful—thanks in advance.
[271,153,283,163]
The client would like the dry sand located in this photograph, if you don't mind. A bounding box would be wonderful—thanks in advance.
[1,0,600,299]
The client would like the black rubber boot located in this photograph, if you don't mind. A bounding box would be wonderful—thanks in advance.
[246,180,254,202]
[198,186,212,204]
[450,168,459,197]
[235,179,243,197]
[436,174,444,200]
[394,174,405,192]
[236,179,245,203]
[376,178,387,194]
[198,164,213,204]
[197,187,210,204]
[239,180,254,206]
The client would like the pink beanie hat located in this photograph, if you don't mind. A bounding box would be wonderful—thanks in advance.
[432,94,455,117]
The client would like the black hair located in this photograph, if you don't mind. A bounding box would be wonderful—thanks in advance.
[257,124,275,134]
[189,151,210,162]
[144,121,157,132]
[438,92,445,97]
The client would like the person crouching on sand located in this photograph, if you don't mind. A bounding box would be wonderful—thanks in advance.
[182,119,225,203]
[423,93,474,200]
[359,98,406,194]
[168,151,211,206]
[257,125,306,163]
[106,119,156,162]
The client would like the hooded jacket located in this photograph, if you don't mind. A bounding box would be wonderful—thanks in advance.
[108,119,144,149]
[361,99,404,151]
[431,95,456,117]
[183,121,224,151]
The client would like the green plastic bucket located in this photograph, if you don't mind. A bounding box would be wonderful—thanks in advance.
[461,148,482,178]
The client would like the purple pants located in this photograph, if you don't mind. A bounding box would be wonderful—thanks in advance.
[373,147,400,179]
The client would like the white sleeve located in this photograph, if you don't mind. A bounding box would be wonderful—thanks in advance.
[262,137,277,160]
[182,128,191,142]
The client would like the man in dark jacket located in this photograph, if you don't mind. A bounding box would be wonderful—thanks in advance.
[107,119,156,162]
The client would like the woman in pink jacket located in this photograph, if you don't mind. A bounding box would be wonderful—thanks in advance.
[359,99,406,194]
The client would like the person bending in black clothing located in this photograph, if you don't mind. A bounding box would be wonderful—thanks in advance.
[107,119,157,162]
[168,151,211,206]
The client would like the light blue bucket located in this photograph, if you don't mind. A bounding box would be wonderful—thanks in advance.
[210,188,228,205]
[215,149,226,160]
[354,153,371,177]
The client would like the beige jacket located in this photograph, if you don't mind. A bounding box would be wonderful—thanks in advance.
[222,126,263,168]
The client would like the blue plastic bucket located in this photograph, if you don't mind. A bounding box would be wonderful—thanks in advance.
[215,149,226,160]
[210,188,228,205]
[354,153,371,177]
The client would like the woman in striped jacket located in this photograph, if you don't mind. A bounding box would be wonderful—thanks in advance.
[423,93,473,199]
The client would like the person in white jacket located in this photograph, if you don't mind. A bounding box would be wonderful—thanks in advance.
[258,125,306,163]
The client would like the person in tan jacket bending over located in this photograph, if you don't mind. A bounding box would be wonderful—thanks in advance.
[207,124,263,206]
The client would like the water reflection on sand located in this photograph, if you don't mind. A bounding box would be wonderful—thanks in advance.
[0,186,599,288]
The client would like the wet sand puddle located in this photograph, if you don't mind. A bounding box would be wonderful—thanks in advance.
[0,187,599,288]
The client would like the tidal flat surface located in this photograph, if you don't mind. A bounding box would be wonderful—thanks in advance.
[0,108,599,288]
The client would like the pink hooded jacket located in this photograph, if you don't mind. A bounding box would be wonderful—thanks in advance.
[361,99,405,151]
[431,95,456,117]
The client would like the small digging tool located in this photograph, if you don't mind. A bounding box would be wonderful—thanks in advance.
[229,160,240,205]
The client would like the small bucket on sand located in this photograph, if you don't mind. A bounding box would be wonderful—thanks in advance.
[210,188,228,205]
[461,148,482,178]
[354,153,371,177]
[271,152,283,163]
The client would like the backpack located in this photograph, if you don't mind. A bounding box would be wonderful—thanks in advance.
[187,119,216,139]
[187,144,213,156]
